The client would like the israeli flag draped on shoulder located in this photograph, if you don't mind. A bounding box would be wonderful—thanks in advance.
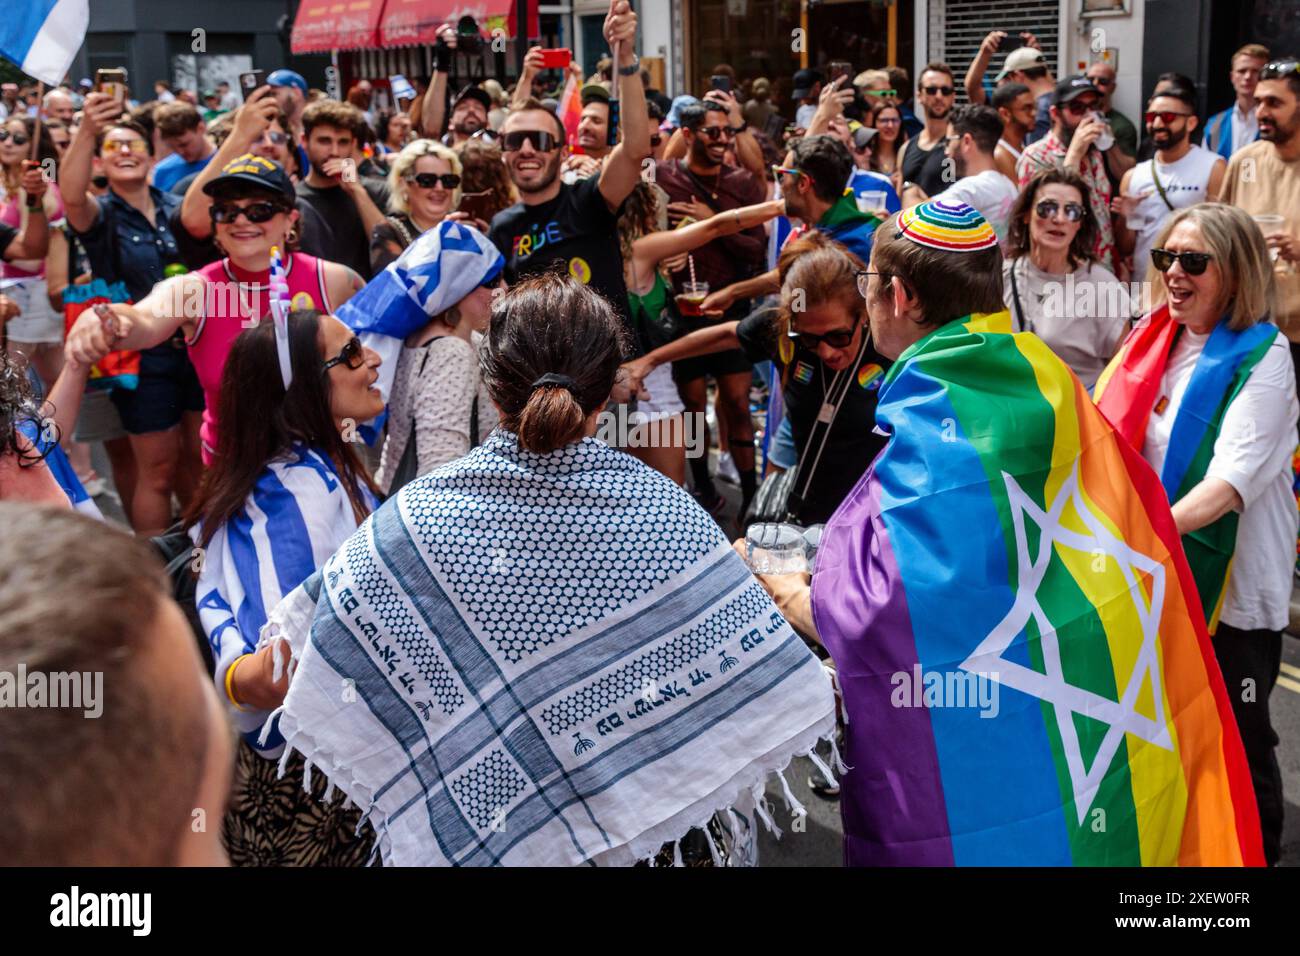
[0,0,88,85]
[336,219,504,442]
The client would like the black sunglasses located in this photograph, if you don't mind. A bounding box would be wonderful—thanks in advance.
[210,200,290,224]
[922,85,954,96]
[1035,199,1087,222]
[0,130,29,145]
[1151,248,1213,275]
[322,336,366,373]
[696,125,734,140]
[407,172,461,189]
[501,129,559,152]
[787,311,862,350]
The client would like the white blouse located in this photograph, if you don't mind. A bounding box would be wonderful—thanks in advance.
[1142,327,1298,631]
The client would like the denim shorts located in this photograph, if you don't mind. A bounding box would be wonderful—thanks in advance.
[109,337,205,435]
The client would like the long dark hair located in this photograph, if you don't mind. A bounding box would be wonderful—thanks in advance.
[185,310,379,547]
[481,274,628,454]
[2,115,58,196]
[1005,166,1098,269]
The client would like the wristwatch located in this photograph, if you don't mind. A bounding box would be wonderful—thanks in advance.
[617,55,640,77]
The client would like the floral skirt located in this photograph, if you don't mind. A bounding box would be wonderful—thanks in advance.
[223,741,376,867]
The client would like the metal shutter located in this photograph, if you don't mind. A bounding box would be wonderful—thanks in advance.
[926,0,1061,100]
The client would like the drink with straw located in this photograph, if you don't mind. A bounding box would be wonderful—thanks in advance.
[675,254,709,317]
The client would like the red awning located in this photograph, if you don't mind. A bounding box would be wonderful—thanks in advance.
[380,0,518,48]
[291,0,387,54]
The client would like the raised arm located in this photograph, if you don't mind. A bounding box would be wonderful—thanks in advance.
[4,164,49,261]
[704,89,765,180]
[510,46,548,113]
[596,0,652,212]
[419,26,455,139]
[180,86,280,240]
[805,77,855,137]
[61,92,122,234]
[964,31,1006,105]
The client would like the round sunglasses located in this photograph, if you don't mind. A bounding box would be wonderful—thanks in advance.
[406,172,461,189]
[210,200,291,224]
[322,336,366,373]
[1151,248,1212,275]
[1035,199,1087,222]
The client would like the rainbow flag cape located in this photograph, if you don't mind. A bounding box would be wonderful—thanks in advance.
[1094,306,1277,629]
[557,73,582,152]
[811,312,1263,866]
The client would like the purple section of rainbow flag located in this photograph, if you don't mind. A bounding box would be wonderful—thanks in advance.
[812,478,954,865]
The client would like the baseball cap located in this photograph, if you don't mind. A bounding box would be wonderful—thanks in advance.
[792,68,822,100]
[580,83,610,106]
[995,47,1046,82]
[266,69,308,94]
[453,84,492,112]
[852,125,878,150]
[1054,75,1101,106]
[77,77,93,90]
[202,154,296,202]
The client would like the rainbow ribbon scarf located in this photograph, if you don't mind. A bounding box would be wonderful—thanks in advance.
[811,312,1263,866]
[1094,306,1278,630]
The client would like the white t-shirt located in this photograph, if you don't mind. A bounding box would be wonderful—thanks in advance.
[1003,257,1131,390]
[1142,327,1299,631]
[1127,145,1222,277]
[795,103,817,129]
[932,169,1018,249]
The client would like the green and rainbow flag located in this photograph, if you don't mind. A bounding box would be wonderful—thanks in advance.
[812,312,1263,865]
[1094,305,1279,630]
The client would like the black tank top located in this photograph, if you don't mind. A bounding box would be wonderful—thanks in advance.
[901,134,949,199]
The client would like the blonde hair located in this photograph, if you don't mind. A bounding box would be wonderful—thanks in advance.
[387,138,463,214]
[1233,44,1270,65]
[854,69,891,91]
[1147,203,1277,331]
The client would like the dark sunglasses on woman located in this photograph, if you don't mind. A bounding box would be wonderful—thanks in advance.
[210,201,290,224]
[1150,248,1213,275]
[407,172,461,189]
[787,310,862,350]
[1035,199,1087,222]
[322,336,366,373]
[500,129,559,152]
[0,130,30,146]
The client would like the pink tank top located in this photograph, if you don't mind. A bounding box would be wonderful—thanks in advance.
[1,183,64,279]
[188,252,331,462]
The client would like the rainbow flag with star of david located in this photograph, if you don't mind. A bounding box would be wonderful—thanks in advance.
[810,311,1264,866]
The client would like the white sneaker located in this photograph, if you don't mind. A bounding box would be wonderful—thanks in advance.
[715,451,740,485]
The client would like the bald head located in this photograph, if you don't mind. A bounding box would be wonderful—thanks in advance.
[43,88,74,123]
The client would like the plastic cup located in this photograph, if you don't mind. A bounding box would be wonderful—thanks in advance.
[745,522,808,574]
[856,190,887,214]
[676,281,709,317]
[1253,215,1287,263]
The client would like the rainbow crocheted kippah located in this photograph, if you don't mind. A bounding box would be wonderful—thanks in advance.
[895,200,998,252]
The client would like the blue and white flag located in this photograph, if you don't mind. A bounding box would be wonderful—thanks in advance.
[0,1,88,86]
[337,219,503,423]
[191,444,374,753]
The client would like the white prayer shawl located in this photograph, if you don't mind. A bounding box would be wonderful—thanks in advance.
[193,445,371,752]
[263,431,837,866]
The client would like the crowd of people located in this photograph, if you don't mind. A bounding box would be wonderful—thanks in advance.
[1,7,1298,867]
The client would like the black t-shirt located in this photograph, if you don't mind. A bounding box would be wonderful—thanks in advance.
[735,310,891,525]
[901,135,949,199]
[295,180,386,279]
[488,177,633,352]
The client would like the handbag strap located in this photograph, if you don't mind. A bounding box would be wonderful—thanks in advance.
[1009,259,1028,330]
[1149,160,1176,212]
[386,214,417,249]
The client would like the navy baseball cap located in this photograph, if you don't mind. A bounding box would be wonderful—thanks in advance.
[202,154,296,202]
[267,69,308,94]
